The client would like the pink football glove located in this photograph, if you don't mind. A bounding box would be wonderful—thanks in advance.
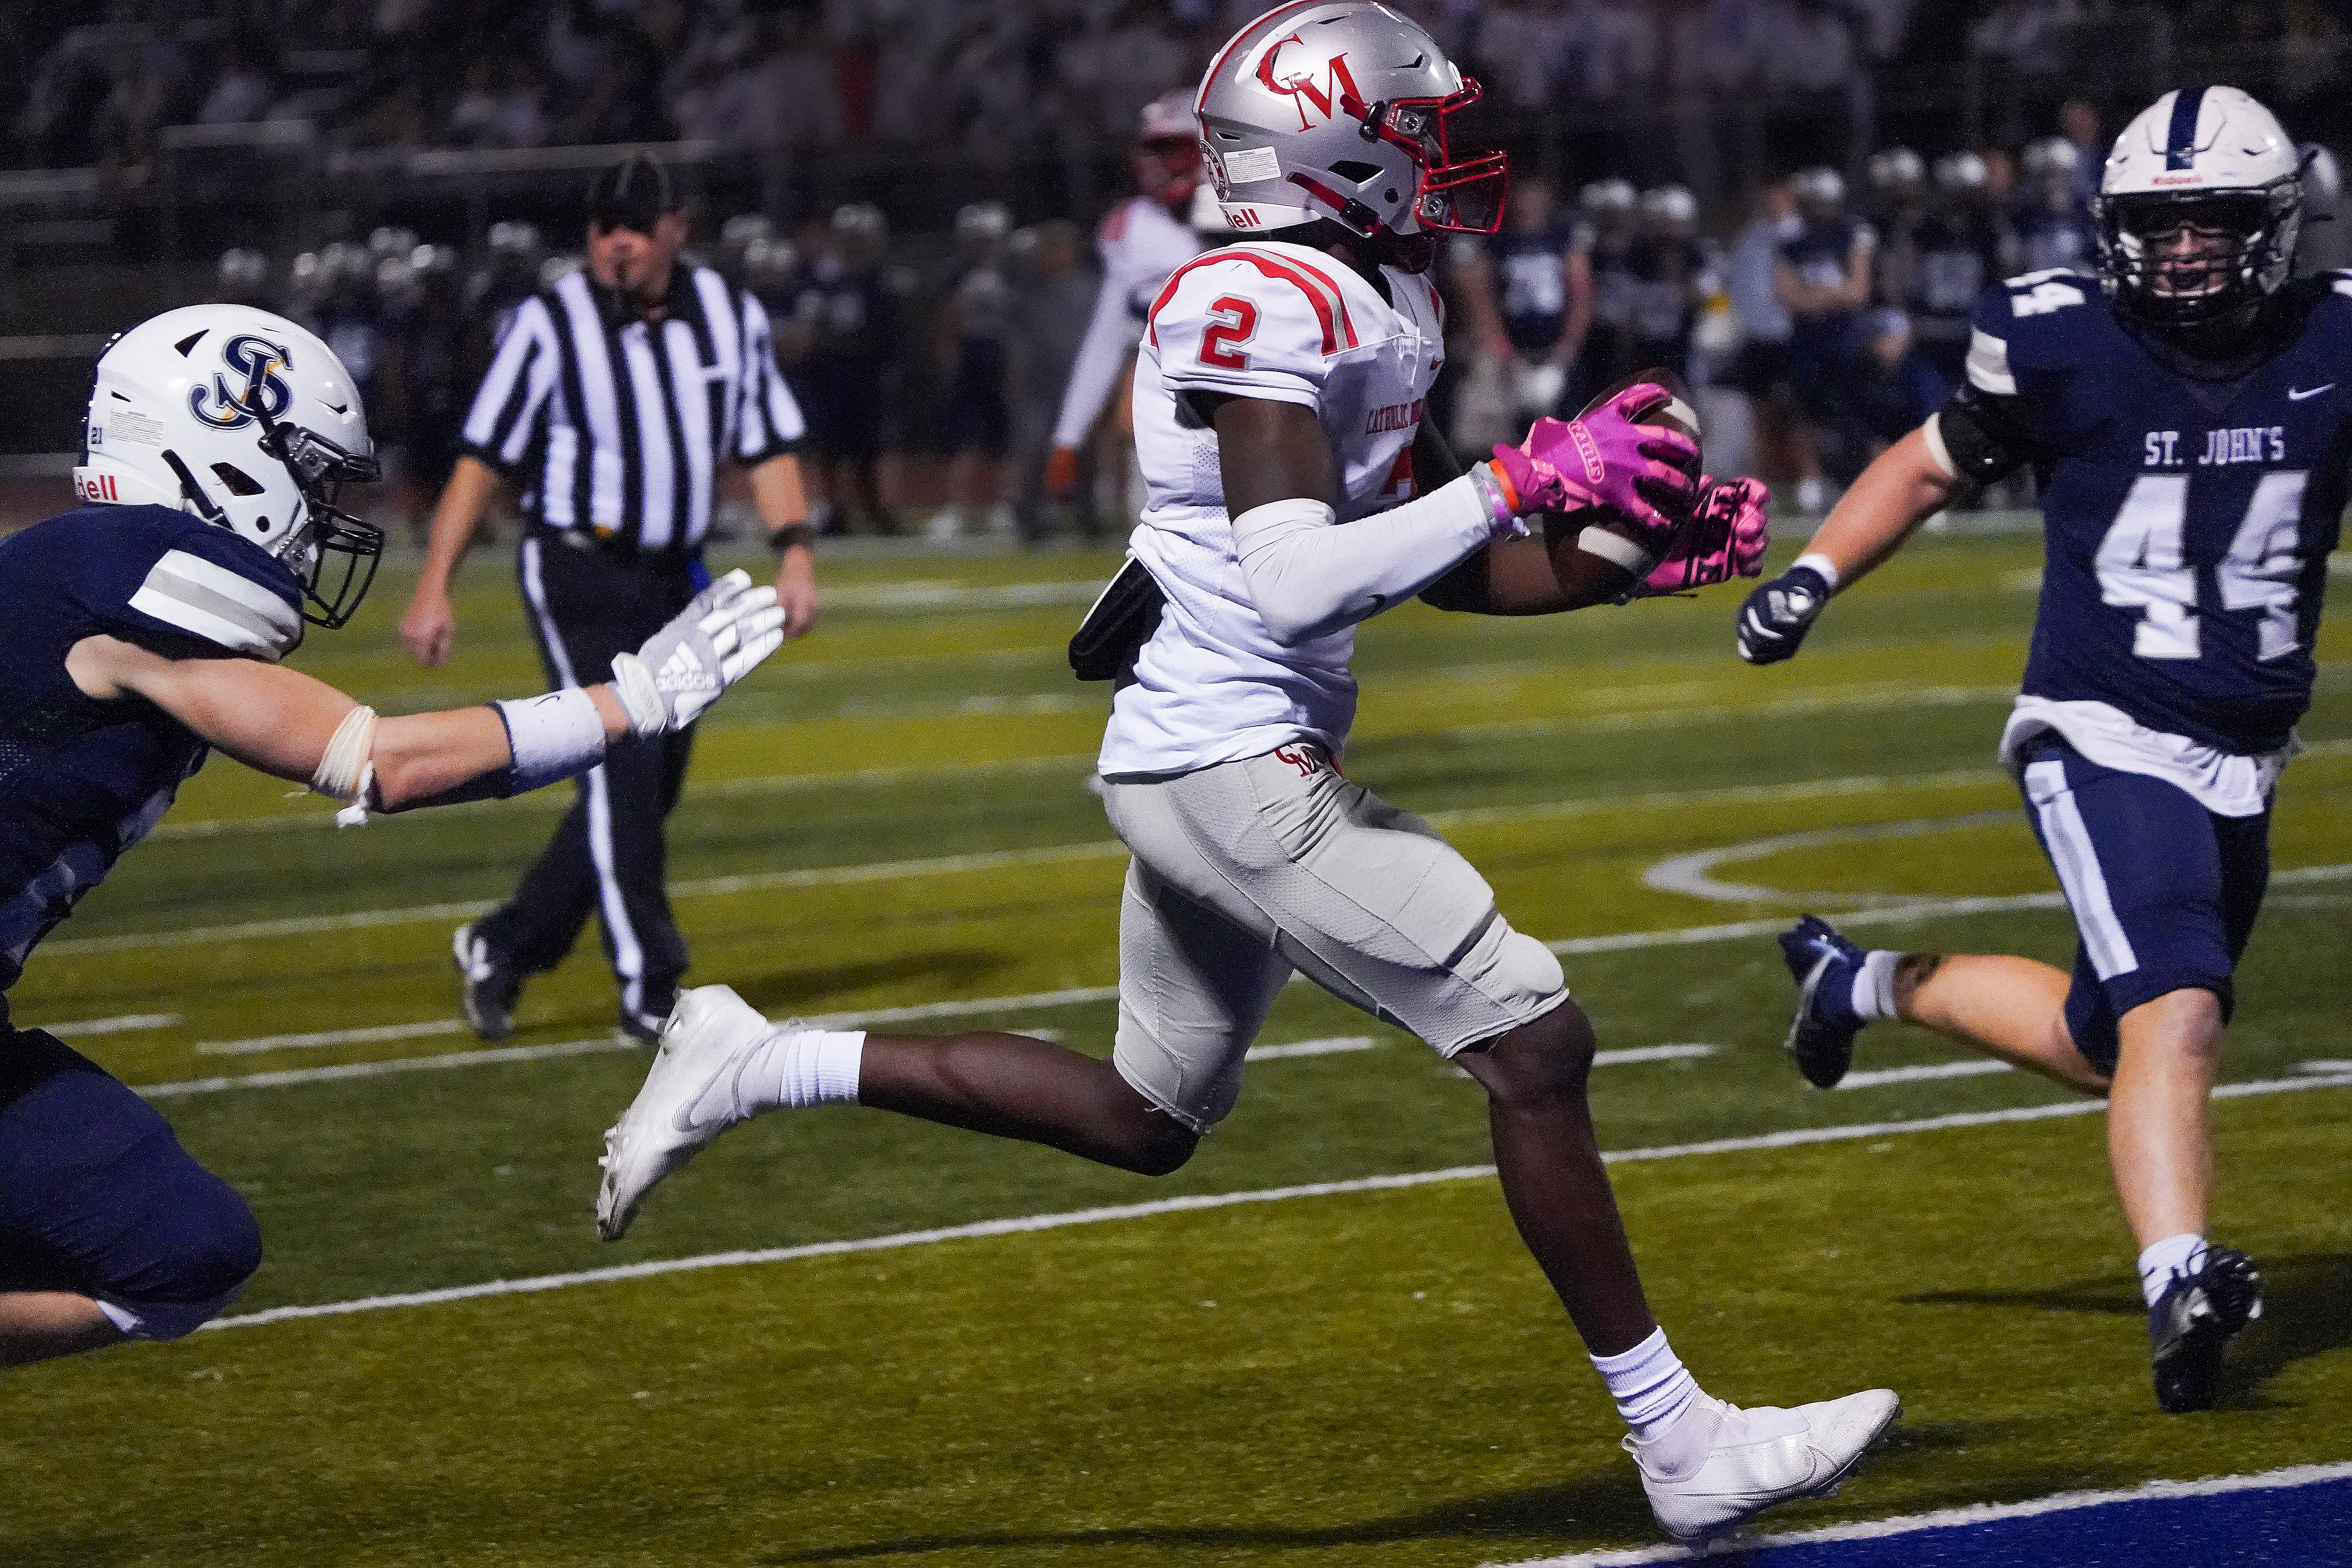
[1626,476,1771,600]
[1486,383,1700,533]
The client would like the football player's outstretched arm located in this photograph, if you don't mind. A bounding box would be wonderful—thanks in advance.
[67,569,787,815]
[1735,421,1956,665]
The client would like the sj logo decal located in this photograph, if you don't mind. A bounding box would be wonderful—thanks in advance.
[1255,34,1361,131]
[189,334,292,430]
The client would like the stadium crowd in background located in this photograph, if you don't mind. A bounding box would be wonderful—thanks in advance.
[7,0,2344,534]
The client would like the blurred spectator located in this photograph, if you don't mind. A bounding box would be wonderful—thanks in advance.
[214,248,274,308]
[1624,184,1713,387]
[1773,165,1875,513]
[1469,0,1576,114]
[797,202,908,536]
[1829,307,1944,484]
[1969,0,2078,77]
[2057,96,2103,217]
[194,35,275,125]
[1866,146,1927,310]
[927,202,1017,540]
[1461,175,1585,426]
[1007,219,1099,539]
[1570,177,1640,406]
[2014,135,2092,274]
[2299,143,2347,274]
[1909,151,2009,390]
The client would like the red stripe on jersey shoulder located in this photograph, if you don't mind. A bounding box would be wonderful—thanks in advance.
[1145,246,1359,355]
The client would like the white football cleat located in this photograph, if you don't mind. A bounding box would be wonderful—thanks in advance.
[1627,1388,1900,1543]
[596,984,774,1241]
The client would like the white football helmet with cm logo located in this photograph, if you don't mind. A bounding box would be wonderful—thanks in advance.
[1194,0,1505,245]
[77,303,385,627]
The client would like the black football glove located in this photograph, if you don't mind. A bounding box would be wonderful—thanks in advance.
[1735,563,1833,665]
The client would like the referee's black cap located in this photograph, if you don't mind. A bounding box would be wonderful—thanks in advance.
[588,152,682,233]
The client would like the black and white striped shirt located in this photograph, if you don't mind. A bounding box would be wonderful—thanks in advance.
[459,264,804,552]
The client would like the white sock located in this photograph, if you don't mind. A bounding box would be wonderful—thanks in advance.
[2138,1233,2208,1308]
[720,1027,864,1120]
[1848,950,1901,1021]
[1591,1327,1703,1445]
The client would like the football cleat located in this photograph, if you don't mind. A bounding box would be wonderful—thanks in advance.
[2149,1246,2263,1414]
[596,984,776,1241]
[452,923,522,1042]
[1778,915,1869,1089]
[1628,1388,1902,1544]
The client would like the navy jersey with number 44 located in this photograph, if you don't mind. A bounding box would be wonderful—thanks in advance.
[1967,269,2352,754]
[0,504,303,997]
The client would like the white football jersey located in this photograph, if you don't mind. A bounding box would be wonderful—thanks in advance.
[1097,240,1447,777]
[1051,196,1207,450]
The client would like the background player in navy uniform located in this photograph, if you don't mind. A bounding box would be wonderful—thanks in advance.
[0,303,784,1366]
[1736,87,2335,1415]
[1773,167,1876,515]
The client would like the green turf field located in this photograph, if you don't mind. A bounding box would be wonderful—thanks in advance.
[2,527,2347,1566]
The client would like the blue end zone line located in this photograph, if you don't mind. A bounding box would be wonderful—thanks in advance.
[198,1071,2352,1333]
[1488,1460,2352,1566]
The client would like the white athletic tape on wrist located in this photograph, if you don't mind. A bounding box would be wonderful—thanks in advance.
[492,687,610,793]
[1792,552,1842,591]
[310,706,377,827]
[1920,412,1958,479]
[1577,525,1657,574]
[607,652,668,737]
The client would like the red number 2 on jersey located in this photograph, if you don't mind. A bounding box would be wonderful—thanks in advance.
[1199,295,1259,370]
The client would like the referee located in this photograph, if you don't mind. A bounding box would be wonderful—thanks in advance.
[399,153,818,1043]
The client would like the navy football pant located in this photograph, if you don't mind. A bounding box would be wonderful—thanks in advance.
[0,1028,260,1338]
[476,533,702,1031]
[2017,736,2270,1076]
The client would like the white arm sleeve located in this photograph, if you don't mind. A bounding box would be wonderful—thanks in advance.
[1232,474,1498,647]
[1052,268,1149,450]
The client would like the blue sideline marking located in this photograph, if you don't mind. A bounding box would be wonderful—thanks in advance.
[1506,1462,2352,1567]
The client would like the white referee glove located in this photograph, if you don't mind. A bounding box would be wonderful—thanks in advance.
[610,568,788,736]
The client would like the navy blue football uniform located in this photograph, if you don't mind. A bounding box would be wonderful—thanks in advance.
[1961,269,2350,1064]
[1967,269,2348,755]
[1490,218,1578,358]
[0,503,296,1337]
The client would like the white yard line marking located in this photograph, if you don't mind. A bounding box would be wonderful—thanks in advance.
[198,1019,470,1056]
[1486,1459,2352,1567]
[1837,1059,2014,1089]
[45,1012,177,1038]
[139,1036,637,1098]
[198,1071,2352,1332]
[1593,1044,1716,1065]
[1643,813,2017,905]
[124,869,2352,1097]
[2300,1059,2352,1074]
[1245,1036,1376,1061]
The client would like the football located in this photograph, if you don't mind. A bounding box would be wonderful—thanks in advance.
[1542,365,1704,592]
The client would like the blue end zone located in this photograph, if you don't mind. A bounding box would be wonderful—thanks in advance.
[1716,1476,2352,1568]
[1525,1466,2352,1568]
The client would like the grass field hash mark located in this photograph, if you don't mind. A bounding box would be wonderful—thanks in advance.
[197,1072,2352,1334]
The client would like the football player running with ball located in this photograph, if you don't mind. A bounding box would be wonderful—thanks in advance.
[0,305,783,1366]
[1739,87,2338,1414]
[599,3,1897,1545]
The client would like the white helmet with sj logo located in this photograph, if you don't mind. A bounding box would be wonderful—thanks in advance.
[2094,84,2303,328]
[1194,0,1506,256]
[75,303,384,627]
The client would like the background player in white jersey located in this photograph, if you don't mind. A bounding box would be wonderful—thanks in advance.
[596,3,1891,1544]
[1740,87,2338,1415]
[1043,90,1211,516]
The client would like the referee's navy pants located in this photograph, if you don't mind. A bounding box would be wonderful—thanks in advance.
[475,532,706,1031]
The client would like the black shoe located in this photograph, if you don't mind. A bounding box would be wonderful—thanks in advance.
[1777,915,1869,1089]
[452,923,523,1042]
[2149,1246,2263,1413]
